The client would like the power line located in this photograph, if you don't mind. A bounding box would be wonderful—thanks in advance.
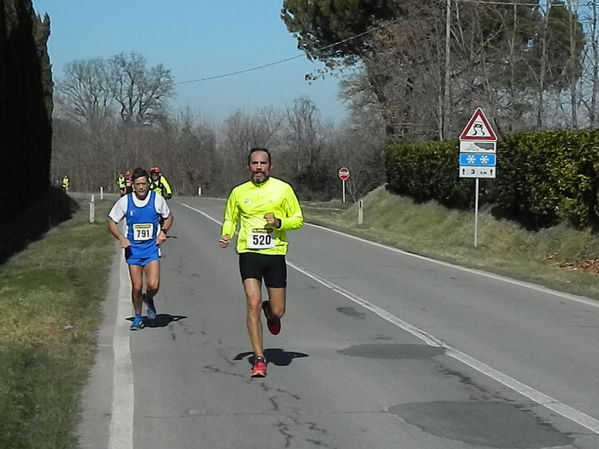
[176,55,305,84]
[175,23,386,85]
[176,0,593,85]
[458,0,574,6]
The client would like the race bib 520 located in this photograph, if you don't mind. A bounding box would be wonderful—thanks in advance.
[248,227,274,249]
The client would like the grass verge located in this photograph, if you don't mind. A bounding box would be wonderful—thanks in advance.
[304,186,599,301]
[0,199,114,449]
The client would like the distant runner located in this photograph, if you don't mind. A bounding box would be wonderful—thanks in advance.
[117,172,126,196]
[149,166,172,199]
[124,170,133,195]
[108,167,173,330]
[61,175,69,192]
[219,147,303,377]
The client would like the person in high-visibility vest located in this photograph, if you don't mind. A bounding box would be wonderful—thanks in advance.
[61,175,70,192]
[149,167,173,199]
[124,170,133,195]
[117,173,126,196]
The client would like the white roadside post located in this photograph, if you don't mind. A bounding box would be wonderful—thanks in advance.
[198,186,202,196]
[100,185,104,200]
[358,199,364,225]
[458,108,498,247]
[89,194,95,224]
[338,167,350,203]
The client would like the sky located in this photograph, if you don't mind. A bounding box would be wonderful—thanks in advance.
[30,0,349,124]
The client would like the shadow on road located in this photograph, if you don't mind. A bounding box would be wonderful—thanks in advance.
[233,348,309,366]
[127,314,187,328]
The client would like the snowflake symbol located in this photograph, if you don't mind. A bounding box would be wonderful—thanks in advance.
[480,155,489,164]
[467,155,476,164]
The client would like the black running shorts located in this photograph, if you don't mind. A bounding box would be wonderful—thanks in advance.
[239,252,287,288]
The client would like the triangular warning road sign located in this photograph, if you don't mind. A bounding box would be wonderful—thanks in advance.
[459,108,497,141]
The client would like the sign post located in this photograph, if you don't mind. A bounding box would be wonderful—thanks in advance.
[458,108,497,247]
[338,167,350,203]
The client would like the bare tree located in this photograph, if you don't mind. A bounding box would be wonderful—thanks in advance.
[56,58,114,125]
[109,53,174,126]
[56,52,175,129]
[219,108,284,184]
[283,97,325,177]
[109,52,175,126]
[170,108,218,194]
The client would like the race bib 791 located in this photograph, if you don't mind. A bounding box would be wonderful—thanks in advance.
[132,223,153,241]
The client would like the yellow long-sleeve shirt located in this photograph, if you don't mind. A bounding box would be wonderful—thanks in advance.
[221,177,303,255]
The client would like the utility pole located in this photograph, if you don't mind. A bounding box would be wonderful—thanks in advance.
[442,0,451,141]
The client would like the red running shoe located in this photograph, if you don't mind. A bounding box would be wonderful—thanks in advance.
[251,357,267,377]
[262,301,281,335]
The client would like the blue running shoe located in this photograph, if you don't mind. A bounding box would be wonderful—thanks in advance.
[130,315,144,331]
[143,294,157,320]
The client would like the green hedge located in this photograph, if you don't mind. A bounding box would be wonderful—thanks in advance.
[384,140,488,209]
[496,130,599,229]
[385,129,599,230]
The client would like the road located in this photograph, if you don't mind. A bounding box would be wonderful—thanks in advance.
[79,196,599,449]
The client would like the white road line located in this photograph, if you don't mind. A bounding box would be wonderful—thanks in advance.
[180,202,599,433]
[180,202,222,225]
[180,203,598,309]
[108,256,134,449]
[306,223,599,309]
[289,261,599,434]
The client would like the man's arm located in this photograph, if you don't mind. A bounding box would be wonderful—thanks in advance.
[107,220,130,248]
[220,191,239,248]
[278,187,304,231]
[107,197,130,247]
[221,191,239,237]
[157,214,173,245]
[161,176,173,198]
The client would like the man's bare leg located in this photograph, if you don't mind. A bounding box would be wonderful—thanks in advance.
[265,287,286,319]
[243,278,264,358]
[144,260,160,299]
[128,265,145,315]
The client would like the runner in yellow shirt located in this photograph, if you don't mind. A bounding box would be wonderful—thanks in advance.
[219,147,303,377]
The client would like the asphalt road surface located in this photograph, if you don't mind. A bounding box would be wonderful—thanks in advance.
[78,196,599,449]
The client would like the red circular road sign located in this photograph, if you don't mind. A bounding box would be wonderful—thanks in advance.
[338,167,350,181]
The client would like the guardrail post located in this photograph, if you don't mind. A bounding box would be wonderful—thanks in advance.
[358,199,364,225]
[89,194,95,223]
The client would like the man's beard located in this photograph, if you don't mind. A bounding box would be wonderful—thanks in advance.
[252,173,269,184]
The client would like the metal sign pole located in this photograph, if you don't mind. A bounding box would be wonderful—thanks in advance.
[474,178,479,247]
[342,180,346,203]
[459,108,496,248]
